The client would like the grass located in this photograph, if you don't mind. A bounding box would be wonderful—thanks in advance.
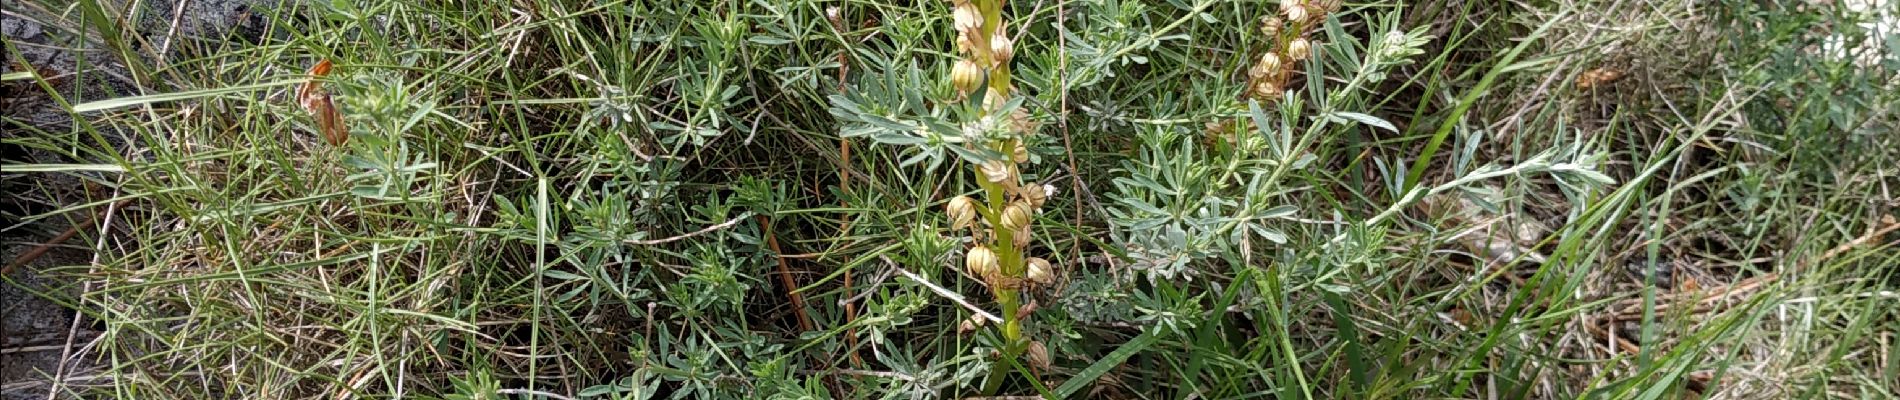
[1,0,1895,398]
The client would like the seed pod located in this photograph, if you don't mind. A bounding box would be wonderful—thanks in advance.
[990,33,1015,64]
[1025,257,1053,285]
[1025,341,1051,371]
[1283,3,1308,24]
[1260,16,1283,37]
[1252,53,1282,78]
[1009,108,1035,135]
[1287,38,1312,61]
[999,202,1032,232]
[952,59,983,95]
[1020,183,1049,209]
[952,4,982,34]
[983,87,1008,110]
[947,196,978,230]
[1253,81,1283,100]
[1012,141,1029,163]
[980,159,1013,183]
[966,245,999,280]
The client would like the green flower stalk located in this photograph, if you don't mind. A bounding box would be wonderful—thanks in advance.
[942,0,1051,392]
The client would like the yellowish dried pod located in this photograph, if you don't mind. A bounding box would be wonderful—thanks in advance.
[1025,341,1051,371]
[1253,53,1282,78]
[1283,3,1308,24]
[999,201,1033,232]
[991,33,1015,64]
[1025,257,1053,285]
[1287,38,1312,60]
[980,159,1013,183]
[966,245,999,280]
[953,4,982,34]
[1260,16,1283,37]
[952,59,983,95]
[1020,183,1049,209]
[947,196,978,230]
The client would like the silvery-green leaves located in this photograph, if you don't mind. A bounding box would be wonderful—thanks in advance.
[828,58,1026,170]
[1322,12,1433,83]
[1106,129,1300,283]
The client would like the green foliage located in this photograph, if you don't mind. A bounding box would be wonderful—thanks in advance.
[3,0,1894,398]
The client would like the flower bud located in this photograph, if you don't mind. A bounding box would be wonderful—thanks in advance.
[953,4,982,34]
[990,33,1015,63]
[1025,257,1053,285]
[1000,201,1033,232]
[947,196,978,230]
[1287,38,1312,61]
[966,245,999,280]
[952,59,983,95]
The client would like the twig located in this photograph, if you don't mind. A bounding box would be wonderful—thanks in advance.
[2,216,91,276]
[45,195,122,400]
[760,216,816,332]
[828,7,864,367]
[622,214,750,245]
[1806,214,1900,271]
[496,388,578,400]
[884,256,1002,323]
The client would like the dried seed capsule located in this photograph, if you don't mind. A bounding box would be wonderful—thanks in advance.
[1020,183,1049,209]
[952,59,983,95]
[1009,108,1035,135]
[1012,141,1029,163]
[1253,81,1283,100]
[953,4,982,34]
[991,33,1015,63]
[947,196,978,230]
[1260,16,1283,37]
[980,159,1013,183]
[1025,341,1051,371]
[966,245,999,280]
[999,201,1033,232]
[1025,257,1053,285]
[1287,38,1312,61]
[1252,53,1282,78]
[1283,3,1308,24]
